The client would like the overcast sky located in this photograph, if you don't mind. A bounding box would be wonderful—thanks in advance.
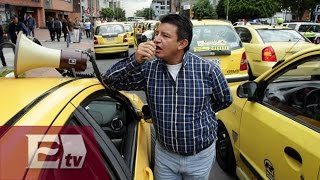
[121,0,152,17]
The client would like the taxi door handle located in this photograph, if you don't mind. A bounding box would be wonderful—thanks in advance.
[285,146,302,164]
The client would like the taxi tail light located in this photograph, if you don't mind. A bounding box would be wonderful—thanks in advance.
[240,52,248,71]
[123,34,128,43]
[94,37,98,44]
[262,46,277,62]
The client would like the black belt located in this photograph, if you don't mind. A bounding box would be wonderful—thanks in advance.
[161,141,214,156]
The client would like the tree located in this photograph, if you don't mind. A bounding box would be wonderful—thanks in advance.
[134,8,155,20]
[279,0,320,20]
[100,8,114,21]
[192,0,217,19]
[216,0,226,19]
[216,0,279,22]
[114,7,126,21]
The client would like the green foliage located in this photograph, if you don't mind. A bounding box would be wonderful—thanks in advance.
[101,8,114,21]
[134,8,155,20]
[192,0,217,19]
[279,0,320,20]
[100,7,126,21]
[114,7,126,21]
[216,0,226,19]
[217,0,279,22]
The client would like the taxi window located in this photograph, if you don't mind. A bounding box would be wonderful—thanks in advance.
[298,24,320,33]
[257,29,308,42]
[124,25,133,32]
[287,24,296,29]
[190,25,241,51]
[263,58,320,129]
[96,24,125,35]
[38,116,115,179]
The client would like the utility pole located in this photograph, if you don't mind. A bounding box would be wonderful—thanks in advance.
[226,0,229,20]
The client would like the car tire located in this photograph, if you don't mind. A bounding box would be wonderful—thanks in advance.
[248,64,256,81]
[216,121,236,175]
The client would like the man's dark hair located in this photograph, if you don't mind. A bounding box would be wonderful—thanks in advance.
[11,15,18,20]
[160,14,193,52]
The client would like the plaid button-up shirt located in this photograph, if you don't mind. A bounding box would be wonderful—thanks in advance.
[103,51,232,154]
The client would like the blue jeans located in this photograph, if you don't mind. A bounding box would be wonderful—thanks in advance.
[154,141,216,180]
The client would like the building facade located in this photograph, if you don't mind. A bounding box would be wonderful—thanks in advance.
[0,0,99,29]
[151,0,170,20]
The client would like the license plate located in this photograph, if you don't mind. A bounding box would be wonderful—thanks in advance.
[106,37,114,41]
[212,59,220,67]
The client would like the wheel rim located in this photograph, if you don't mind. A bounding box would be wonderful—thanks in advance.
[217,130,229,160]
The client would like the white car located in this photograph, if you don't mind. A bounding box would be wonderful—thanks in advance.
[283,22,320,44]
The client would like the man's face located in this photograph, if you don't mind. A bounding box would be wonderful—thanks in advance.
[154,23,185,63]
[13,17,18,24]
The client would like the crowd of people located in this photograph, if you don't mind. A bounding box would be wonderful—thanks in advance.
[0,15,93,67]
[47,16,92,43]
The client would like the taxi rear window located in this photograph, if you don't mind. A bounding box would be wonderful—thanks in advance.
[257,29,308,43]
[96,24,125,35]
[190,25,241,51]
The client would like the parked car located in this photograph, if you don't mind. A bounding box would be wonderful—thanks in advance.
[124,23,135,47]
[0,36,154,179]
[233,21,262,26]
[283,22,320,44]
[215,44,320,179]
[235,25,315,80]
[94,22,129,58]
[190,19,248,82]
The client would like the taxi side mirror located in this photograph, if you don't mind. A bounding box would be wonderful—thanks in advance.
[142,105,152,120]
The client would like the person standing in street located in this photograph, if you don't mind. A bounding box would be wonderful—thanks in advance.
[26,14,36,37]
[67,17,74,43]
[103,14,232,179]
[61,17,68,42]
[47,17,55,41]
[7,15,28,44]
[73,17,81,43]
[53,18,62,42]
[84,19,91,38]
[0,24,6,67]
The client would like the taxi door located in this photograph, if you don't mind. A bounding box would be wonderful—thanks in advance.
[239,100,320,179]
[238,57,320,179]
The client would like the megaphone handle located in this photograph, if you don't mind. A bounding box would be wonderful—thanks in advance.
[71,68,76,77]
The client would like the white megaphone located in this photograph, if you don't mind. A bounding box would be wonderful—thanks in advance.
[14,32,88,78]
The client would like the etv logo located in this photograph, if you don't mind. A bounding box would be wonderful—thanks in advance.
[27,134,87,169]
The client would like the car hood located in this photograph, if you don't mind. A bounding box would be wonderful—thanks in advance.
[0,78,100,125]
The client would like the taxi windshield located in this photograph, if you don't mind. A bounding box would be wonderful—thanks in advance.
[190,25,241,52]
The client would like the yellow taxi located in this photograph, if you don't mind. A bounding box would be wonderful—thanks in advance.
[94,22,129,57]
[0,33,154,179]
[124,22,135,47]
[190,19,248,83]
[142,20,159,31]
[215,44,320,179]
[235,25,316,80]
